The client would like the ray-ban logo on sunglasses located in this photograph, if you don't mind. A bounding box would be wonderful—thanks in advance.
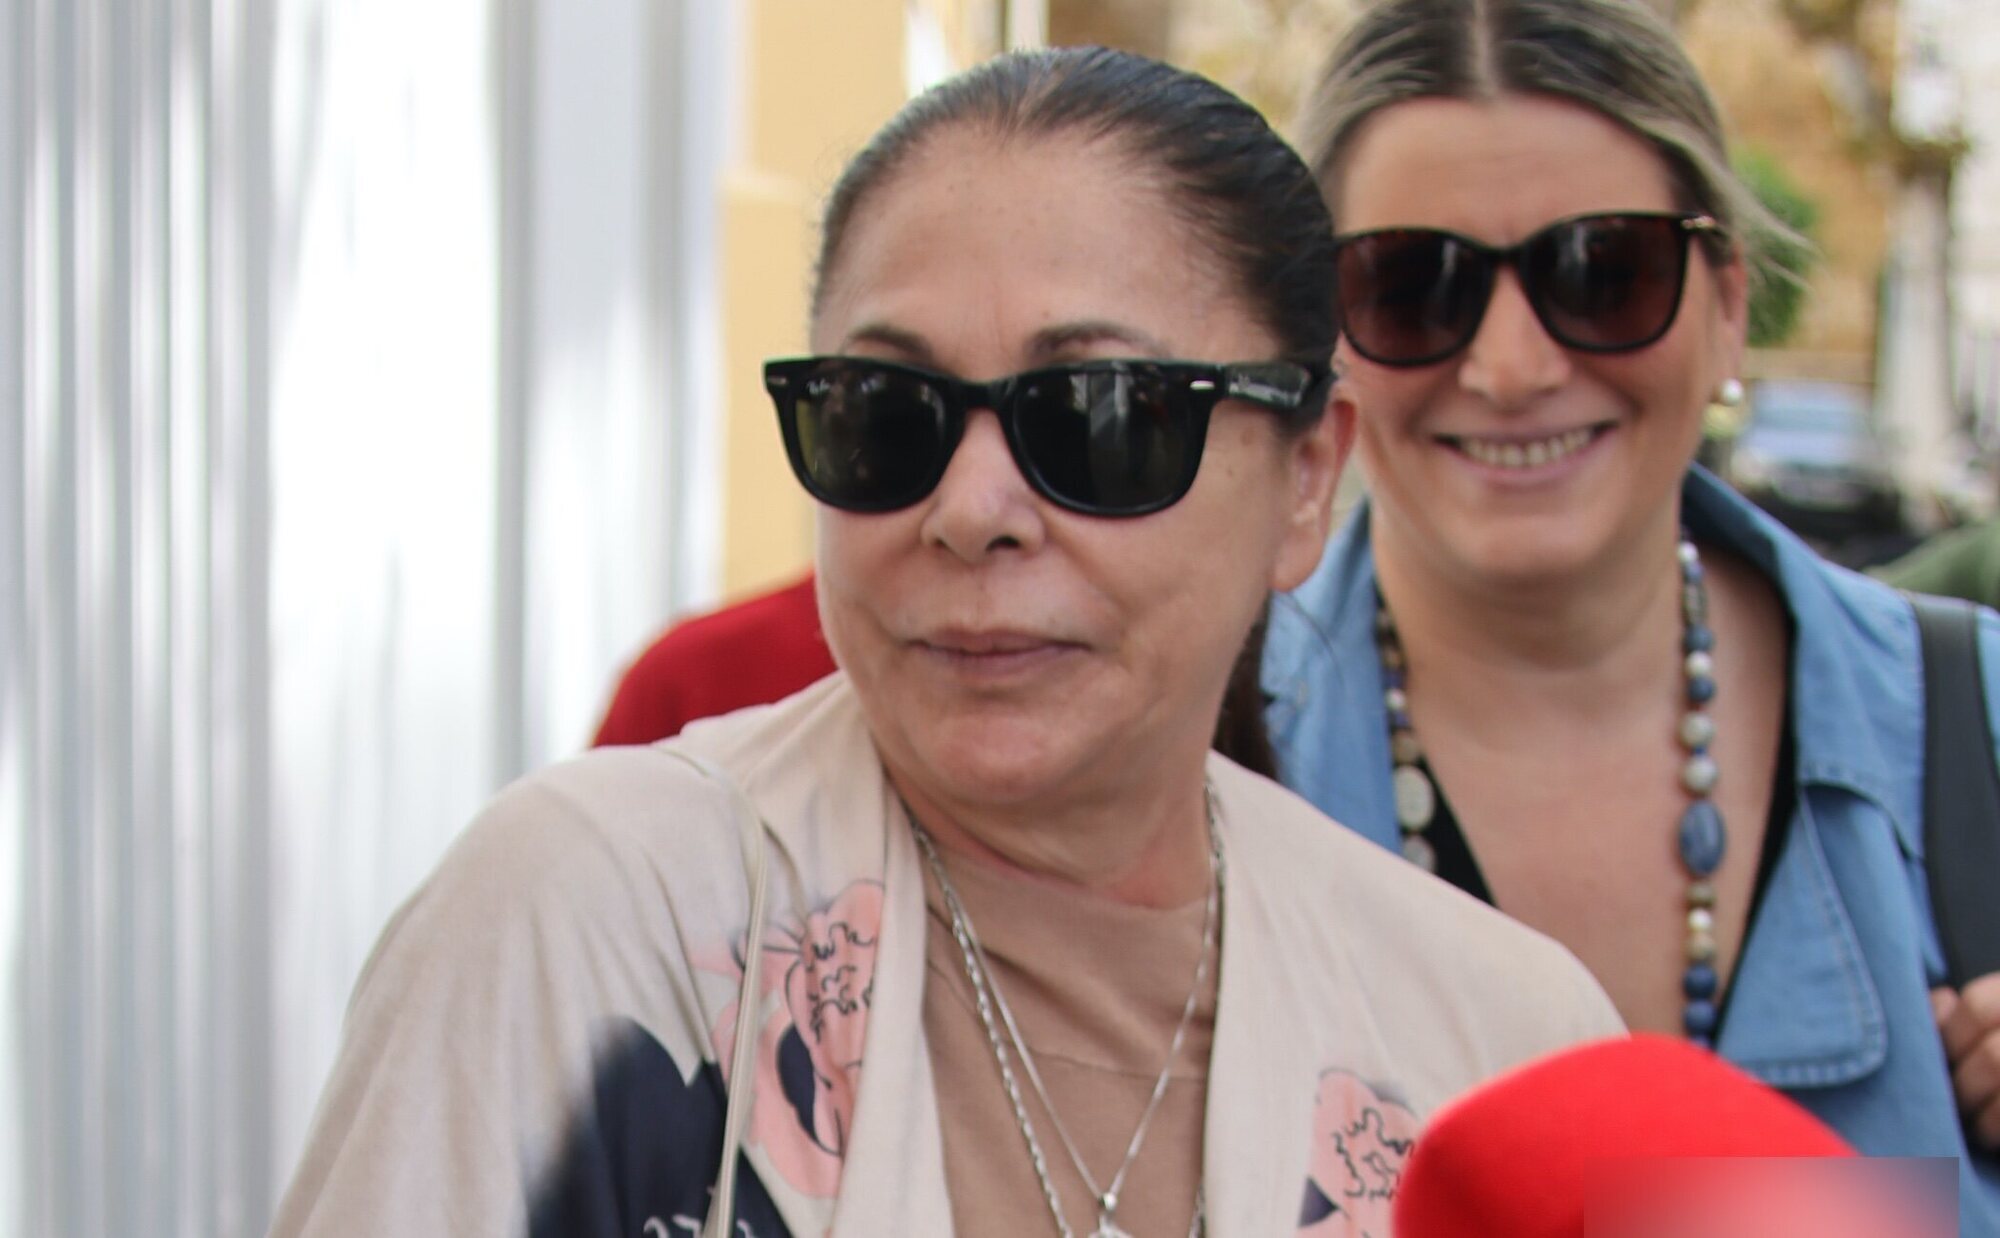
[1224,371,1300,406]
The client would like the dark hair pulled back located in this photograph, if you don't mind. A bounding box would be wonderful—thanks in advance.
[813,46,1339,382]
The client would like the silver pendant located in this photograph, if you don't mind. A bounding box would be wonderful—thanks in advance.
[1091,1196,1134,1238]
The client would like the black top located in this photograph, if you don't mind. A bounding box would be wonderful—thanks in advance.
[1420,705,1798,1039]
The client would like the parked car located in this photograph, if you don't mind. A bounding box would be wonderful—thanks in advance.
[1724,379,1905,542]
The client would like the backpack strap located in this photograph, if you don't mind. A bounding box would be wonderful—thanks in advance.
[1907,591,2000,987]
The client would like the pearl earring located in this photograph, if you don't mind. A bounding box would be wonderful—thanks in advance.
[1715,377,1745,407]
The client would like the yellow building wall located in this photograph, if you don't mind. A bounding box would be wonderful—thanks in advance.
[721,1,904,597]
[720,1,1004,596]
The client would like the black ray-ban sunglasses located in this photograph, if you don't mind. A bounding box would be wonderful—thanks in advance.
[764,356,1331,516]
[1333,211,1727,368]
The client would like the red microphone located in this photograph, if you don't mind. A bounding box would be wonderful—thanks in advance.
[1394,1034,1952,1238]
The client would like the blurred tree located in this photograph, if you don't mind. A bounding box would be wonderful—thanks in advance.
[1767,0,1968,519]
[1735,148,1822,347]
[1677,2,1886,354]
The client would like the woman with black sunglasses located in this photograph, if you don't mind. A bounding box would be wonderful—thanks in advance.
[1264,1,2000,1231]
[273,46,1621,1238]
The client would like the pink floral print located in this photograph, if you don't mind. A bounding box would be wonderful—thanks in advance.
[707,881,884,1200]
[1298,1069,1420,1237]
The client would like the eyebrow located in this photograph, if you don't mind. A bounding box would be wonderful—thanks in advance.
[838,322,936,364]
[835,319,1178,367]
[1027,320,1175,361]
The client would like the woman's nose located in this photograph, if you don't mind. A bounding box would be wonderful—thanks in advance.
[1457,270,1572,409]
[919,408,1048,560]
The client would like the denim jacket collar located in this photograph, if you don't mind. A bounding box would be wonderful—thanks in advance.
[1681,467,1920,836]
[1263,466,1925,1088]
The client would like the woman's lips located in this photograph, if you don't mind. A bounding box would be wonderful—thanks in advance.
[913,629,1085,676]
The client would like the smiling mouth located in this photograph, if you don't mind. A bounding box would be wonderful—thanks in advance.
[1442,426,1604,470]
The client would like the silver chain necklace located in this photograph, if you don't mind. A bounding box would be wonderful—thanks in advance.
[912,789,1221,1238]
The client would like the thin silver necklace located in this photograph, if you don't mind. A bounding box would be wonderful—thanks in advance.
[911,789,1221,1238]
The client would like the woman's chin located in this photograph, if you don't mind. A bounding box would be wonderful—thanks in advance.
[883,717,1098,814]
[1461,538,1606,588]
[916,748,1077,810]
[1405,504,1628,590]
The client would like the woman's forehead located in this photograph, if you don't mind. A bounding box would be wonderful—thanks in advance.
[810,132,1264,368]
[820,127,1175,286]
[1331,94,1678,238]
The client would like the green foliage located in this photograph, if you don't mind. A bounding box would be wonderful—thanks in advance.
[1734,147,1821,347]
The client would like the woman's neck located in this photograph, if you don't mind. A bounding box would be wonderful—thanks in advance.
[1371,514,1690,726]
[888,761,1215,910]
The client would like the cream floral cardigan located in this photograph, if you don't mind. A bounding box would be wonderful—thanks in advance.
[271,674,1622,1238]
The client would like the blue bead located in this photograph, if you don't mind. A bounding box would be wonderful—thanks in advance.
[1683,999,1718,1037]
[1389,710,1412,731]
[1678,800,1727,876]
[1683,962,1718,999]
[1688,1034,1714,1051]
[1382,668,1406,690]
[1686,675,1716,704]
[1682,561,1706,584]
[1683,624,1715,653]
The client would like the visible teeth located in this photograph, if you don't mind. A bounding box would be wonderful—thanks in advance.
[1458,428,1594,469]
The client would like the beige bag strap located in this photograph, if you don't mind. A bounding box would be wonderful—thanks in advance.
[658,749,772,1238]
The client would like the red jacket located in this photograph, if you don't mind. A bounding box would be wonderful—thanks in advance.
[592,572,836,745]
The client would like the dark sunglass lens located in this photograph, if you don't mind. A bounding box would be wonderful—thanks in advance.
[790,363,949,508]
[1338,232,1489,364]
[1526,216,1687,351]
[1013,367,1189,512]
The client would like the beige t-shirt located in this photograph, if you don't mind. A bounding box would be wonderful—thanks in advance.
[921,842,1216,1238]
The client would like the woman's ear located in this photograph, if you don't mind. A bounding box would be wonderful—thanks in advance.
[1712,249,1752,382]
[1272,387,1355,592]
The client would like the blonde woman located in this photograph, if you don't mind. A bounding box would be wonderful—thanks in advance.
[1266,3,2000,1231]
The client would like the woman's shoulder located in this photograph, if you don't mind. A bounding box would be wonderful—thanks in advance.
[342,747,753,1038]
[388,678,873,976]
[1689,473,1931,747]
[277,682,886,1236]
[436,746,751,910]
[1687,466,1917,653]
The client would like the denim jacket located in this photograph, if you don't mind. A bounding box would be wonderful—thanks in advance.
[1263,467,2000,1235]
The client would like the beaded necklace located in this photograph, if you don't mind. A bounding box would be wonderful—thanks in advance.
[1374,535,1728,1047]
